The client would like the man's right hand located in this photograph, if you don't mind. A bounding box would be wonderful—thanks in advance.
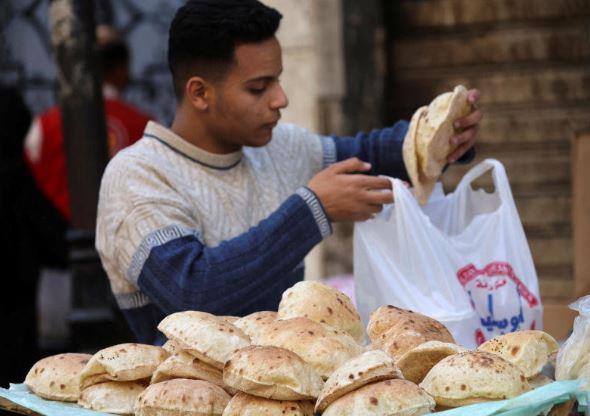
[307,157,394,222]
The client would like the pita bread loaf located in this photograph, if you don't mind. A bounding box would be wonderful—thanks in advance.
[402,106,430,204]
[24,353,92,402]
[221,316,240,324]
[478,330,559,378]
[79,343,168,389]
[558,358,590,391]
[367,305,409,340]
[397,341,467,384]
[222,392,314,416]
[223,346,323,400]
[278,281,364,342]
[162,340,181,355]
[256,317,363,379]
[151,350,224,388]
[78,381,145,414]
[315,349,403,413]
[556,310,590,389]
[368,305,455,360]
[323,379,435,416]
[158,311,250,370]
[233,311,277,344]
[419,351,530,407]
[135,379,230,416]
[579,361,590,390]
[403,85,472,204]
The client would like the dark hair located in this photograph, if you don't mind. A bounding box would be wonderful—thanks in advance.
[98,40,129,75]
[168,0,282,99]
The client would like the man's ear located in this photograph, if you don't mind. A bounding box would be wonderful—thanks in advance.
[185,76,210,111]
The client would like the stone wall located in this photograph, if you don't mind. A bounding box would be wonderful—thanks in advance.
[262,0,346,280]
[384,0,590,305]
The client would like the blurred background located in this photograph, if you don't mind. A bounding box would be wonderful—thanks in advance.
[0,0,589,388]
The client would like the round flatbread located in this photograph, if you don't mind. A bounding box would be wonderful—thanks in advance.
[79,343,168,390]
[24,353,92,402]
[278,281,364,342]
[158,311,250,370]
[402,105,429,204]
[419,351,530,408]
[256,317,363,379]
[368,305,455,360]
[478,330,559,378]
[397,341,467,384]
[222,392,314,416]
[162,340,181,355]
[323,379,435,416]
[403,85,472,205]
[150,350,225,389]
[78,381,145,414]
[223,346,323,400]
[233,311,277,344]
[315,349,403,413]
[134,379,230,416]
[221,316,240,325]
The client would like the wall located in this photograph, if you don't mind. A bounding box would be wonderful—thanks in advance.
[262,0,346,280]
[1,0,181,123]
[384,0,590,312]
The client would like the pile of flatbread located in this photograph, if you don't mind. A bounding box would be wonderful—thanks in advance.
[402,85,473,205]
[23,280,570,415]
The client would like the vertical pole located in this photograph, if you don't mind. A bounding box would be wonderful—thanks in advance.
[49,0,131,349]
[49,0,109,229]
[341,0,385,133]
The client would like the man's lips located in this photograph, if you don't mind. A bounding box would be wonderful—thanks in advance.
[263,120,279,128]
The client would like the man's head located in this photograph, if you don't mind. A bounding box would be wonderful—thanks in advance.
[168,0,289,150]
[98,39,130,92]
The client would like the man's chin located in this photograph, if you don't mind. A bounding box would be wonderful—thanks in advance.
[245,132,273,147]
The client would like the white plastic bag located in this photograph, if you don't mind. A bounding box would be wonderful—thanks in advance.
[354,159,543,348]
[556,296,590,390]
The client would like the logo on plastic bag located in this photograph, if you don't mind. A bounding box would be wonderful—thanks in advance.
[457,262,539,345]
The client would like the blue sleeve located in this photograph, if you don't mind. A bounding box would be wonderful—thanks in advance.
[135,188,331,316]
[332,121,411,181]
[331,120,476,183]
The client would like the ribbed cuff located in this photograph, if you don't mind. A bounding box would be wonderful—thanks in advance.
[115,291,152,309]
[321,136,337,168]
[295,187,332,239]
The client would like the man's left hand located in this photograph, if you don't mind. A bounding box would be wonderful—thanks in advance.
[447,89,483,163]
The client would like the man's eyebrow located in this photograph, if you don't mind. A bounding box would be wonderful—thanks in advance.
[246,69,283,83]
[246,75,276,83]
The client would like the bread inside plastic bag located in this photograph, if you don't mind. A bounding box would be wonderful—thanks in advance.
[556,296,590,390]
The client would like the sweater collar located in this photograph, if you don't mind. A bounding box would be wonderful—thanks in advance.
[144,121,242,169]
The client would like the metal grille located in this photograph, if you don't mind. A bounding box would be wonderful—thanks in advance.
[1,0,183,124]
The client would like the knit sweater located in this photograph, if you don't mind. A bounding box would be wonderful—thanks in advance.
[96,119,429,344]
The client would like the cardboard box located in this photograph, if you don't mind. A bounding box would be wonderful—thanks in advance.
[573,131,590,299]
[543,303,578,341]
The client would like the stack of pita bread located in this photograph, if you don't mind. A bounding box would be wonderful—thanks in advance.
[402,84,473,205]
[478,330,559,387]
[22,278,576,415]
[24,343,169,415]
[24,353,91,402]
[77,343,168,414]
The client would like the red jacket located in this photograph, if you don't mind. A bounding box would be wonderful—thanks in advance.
[24,96,152,220]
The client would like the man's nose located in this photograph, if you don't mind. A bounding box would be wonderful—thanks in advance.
[270,84,289,110]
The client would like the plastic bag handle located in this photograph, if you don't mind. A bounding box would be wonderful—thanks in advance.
[456,158,514,202]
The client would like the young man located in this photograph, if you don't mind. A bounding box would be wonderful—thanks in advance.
[96,0,482,344]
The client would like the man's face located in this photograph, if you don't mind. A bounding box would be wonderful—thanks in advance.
[206,36,289,149]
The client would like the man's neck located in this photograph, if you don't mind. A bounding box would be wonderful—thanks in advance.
[170,113,241,154]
